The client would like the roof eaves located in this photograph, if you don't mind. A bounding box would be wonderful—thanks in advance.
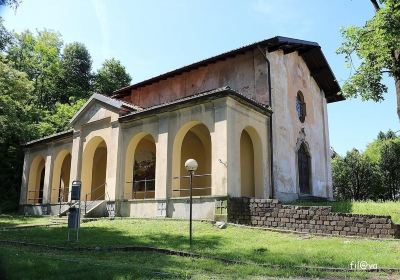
[25,130,73,147]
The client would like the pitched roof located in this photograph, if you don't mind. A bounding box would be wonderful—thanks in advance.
[113,36,343,103]
[69,93,142,125]
[119,86,271,122]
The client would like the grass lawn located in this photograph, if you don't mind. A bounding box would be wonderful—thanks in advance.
[287,200,400,223]
[0,214,51,228]
[0,218,399,279]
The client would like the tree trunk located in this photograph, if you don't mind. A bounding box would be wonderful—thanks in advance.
[396,76,400,121]
[395,50,400,121]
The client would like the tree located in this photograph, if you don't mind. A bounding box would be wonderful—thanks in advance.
[38,99,86,136]
[0,0,21,10]
[6,30,63,109]
[0,58,37,212]
[58,42,92,103]
[380,140,400,199]
[364,129,399,162]
[337,0,400,119]
[332,149,382,200]
[93,58,131,96]
[0,18,12,51]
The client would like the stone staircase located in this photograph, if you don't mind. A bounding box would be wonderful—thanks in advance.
[296,195,329,202]
[58,200,113,218]
[50,216,99,225]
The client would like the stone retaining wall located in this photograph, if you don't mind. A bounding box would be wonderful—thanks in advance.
[228,197,400,239]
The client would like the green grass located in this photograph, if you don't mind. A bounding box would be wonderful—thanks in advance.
[0,217,399,279]
[286,200,400,223]
[0,214,50,227]
[0,245,377,280]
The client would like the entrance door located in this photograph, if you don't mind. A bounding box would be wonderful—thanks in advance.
[298,143,311,194]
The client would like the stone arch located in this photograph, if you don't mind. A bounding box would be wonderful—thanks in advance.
[172,121,212,197]
[124,133,156,199]
[296,141,312,195]
[27,155,46,204]
[51,150,71,203]
[81,136,108,200]
[240,126,264,198]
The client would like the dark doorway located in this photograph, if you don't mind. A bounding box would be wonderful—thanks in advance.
[38,167,45,203]
[298,143,311,194]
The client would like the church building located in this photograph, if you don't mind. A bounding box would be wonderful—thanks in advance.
[19,36,344,219]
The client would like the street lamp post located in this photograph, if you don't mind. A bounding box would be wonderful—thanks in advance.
[184,159,198,248]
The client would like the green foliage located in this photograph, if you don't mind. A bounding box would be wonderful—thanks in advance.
[0,19,132,212]
[334,129,400,201]
[37,99,86,136]
[7,30,63,108]
[0,18,12,51]
[0,58,37,213]
[337,0,400,115]
[364,129,400,162]
[58,42,92,103]
[332,149,382,200]
[93,58,131,96]
[380,140,400,199]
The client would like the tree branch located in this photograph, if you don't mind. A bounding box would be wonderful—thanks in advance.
[370,0,380,11]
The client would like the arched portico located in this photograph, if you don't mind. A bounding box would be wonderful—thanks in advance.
[240,126,264,198]
[27,155,46,204]
[172,121,212,197]
[51,150,71,203]
[124,133,156,199]
[81,136,108,201]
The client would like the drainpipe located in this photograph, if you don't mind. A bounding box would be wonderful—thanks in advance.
[257,45,275,198]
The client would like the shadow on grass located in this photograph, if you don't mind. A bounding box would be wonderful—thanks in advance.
[0,220,222,252]
[0,214,47,227]
[0,243,357,280]
[0,222,224,279]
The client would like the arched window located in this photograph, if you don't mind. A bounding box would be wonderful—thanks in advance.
[296,91,306,123]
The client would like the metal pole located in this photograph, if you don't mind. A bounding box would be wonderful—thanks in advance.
[144,178,147,199]
[189,171,193,248]
[77,196,80,242]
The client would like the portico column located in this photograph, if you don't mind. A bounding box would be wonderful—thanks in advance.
[226,104,241,197]
[42,143,54,204]
[211,103,228,196]
[19,149,30,205]
[155,115,169,199]
[106,121,121,201]
[69,130,83,200]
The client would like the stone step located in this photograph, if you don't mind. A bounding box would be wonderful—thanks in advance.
[296,195,329,202]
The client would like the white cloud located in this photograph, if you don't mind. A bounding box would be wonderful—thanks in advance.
[252,0,312,38]
[91,0,110,58]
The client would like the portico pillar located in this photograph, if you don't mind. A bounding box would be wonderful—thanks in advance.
[19,149,30,205]
[69,130,82,200]
[155,115,169,199]
[42,143,54,204]
[211,103,228,196]
[106,121,121,201]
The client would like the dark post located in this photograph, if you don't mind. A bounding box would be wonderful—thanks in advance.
[189,171,193,248]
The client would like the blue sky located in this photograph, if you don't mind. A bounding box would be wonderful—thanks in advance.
[1,0,399,155]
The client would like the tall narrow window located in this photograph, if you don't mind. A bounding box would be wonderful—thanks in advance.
[298,142,311,194]
[296,91,306,123]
